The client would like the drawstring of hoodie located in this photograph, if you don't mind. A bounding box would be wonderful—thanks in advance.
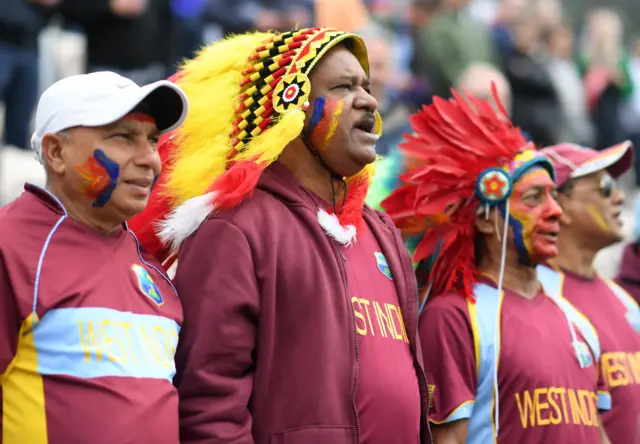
[300,131,348,216]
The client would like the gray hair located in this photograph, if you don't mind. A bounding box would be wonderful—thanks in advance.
[35,129,71,166]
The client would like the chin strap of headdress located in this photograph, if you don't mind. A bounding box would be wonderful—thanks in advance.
[299,130,348,215]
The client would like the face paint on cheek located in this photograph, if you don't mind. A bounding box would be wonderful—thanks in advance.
[586,204,610,233]
[305,96,343,151]
[506,207,536,263]
[507,169,560,264]
[125,112,157,126]
[75,149,120,208]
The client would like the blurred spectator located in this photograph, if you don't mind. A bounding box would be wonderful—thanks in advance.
[359,23,413,156]
[621,34,640,186]
[365,0,415,79]
[501,15,561,146]
[544,23,595,146]
[412,0,494,98]
[408,0,438,105]
[0,141,46,206]
[465,0,498,27]
[0,0,58,150]
[491,0,526,58]
[58,0,173,84]
[534,0,562,37]
[578,8,633,151]
[170,0,207,70]
[207,0,312,35]
[456,61,511,113]
[615,195,640,303]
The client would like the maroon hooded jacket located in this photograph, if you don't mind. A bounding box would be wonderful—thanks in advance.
[615,242,640,305]
[173,162,431,444]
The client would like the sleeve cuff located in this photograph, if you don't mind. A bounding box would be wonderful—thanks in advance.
[429,400,474,424]
[597,391,611,411]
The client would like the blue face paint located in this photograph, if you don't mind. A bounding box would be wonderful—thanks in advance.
[152,174,160,189]
[305,96,326,139]
[76,148,120,208]
[502,203,531,264]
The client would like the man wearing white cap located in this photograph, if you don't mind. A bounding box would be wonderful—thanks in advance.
[539,141,640,444]
[0,71,188,444]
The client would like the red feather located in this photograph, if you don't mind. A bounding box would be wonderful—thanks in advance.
[338,169,370,232]
[213,160,265,209]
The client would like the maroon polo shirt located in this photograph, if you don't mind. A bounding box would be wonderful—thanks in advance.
[556,268,640,444]
[0,184,182,443]
[420,278,609,443]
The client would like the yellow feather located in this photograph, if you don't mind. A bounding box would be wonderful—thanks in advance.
[165,32,275,204]
[343,161,376,187]
[234,108,305,165]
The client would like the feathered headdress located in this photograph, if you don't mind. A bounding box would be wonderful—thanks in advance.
[381,85,553,301]
[129,27,381,265]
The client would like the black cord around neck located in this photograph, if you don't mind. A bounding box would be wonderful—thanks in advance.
[300,132,347,215]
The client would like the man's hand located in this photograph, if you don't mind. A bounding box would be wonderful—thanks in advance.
[110,0,148,18]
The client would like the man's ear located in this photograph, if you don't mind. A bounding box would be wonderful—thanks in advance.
[556,194,572,225]
[41,133,66,176]
[474,206,497,235]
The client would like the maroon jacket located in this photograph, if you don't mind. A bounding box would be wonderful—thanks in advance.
[173,162,431,444]
[615,242,640,304]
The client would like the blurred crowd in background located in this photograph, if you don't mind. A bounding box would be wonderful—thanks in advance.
[1,0,639,275]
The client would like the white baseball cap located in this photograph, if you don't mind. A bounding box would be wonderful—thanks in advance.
[31,71,189,160]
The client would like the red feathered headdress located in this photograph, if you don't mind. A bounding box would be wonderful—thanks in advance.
[381,84,549,301]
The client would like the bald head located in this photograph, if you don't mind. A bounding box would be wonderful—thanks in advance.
[456,63,512,115]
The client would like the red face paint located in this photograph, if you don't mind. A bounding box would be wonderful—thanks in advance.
[76,149,120,207]
[307,97,343,151]
[508,168,562,264]
[124,113,157,125]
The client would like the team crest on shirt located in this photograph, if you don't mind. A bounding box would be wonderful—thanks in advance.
[626,310,640,333]
[374,252,393,280]
[575,341,593,368]
[131,264,164,306]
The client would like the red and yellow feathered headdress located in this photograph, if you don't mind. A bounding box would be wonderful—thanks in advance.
[129,27,381,265]
[381,85,553,301]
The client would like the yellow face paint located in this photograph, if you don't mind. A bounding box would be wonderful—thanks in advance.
[306,97,344,152]
[586,204,609,232]
[321,100,343,151]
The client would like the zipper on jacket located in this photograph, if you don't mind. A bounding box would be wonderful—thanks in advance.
[335,244,362,444]
[387,218,434,444]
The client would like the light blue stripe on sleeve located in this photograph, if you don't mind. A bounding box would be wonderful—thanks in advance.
[33,307,180,381]
[444,402,474,423]
[597,392,612,411]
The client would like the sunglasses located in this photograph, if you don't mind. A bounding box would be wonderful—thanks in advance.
[561,173,616,198]
[584,174,616,198]
[598,174,615,198]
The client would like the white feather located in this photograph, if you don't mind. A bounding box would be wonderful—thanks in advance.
[157,192,217,252]
[317,208,357,246]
